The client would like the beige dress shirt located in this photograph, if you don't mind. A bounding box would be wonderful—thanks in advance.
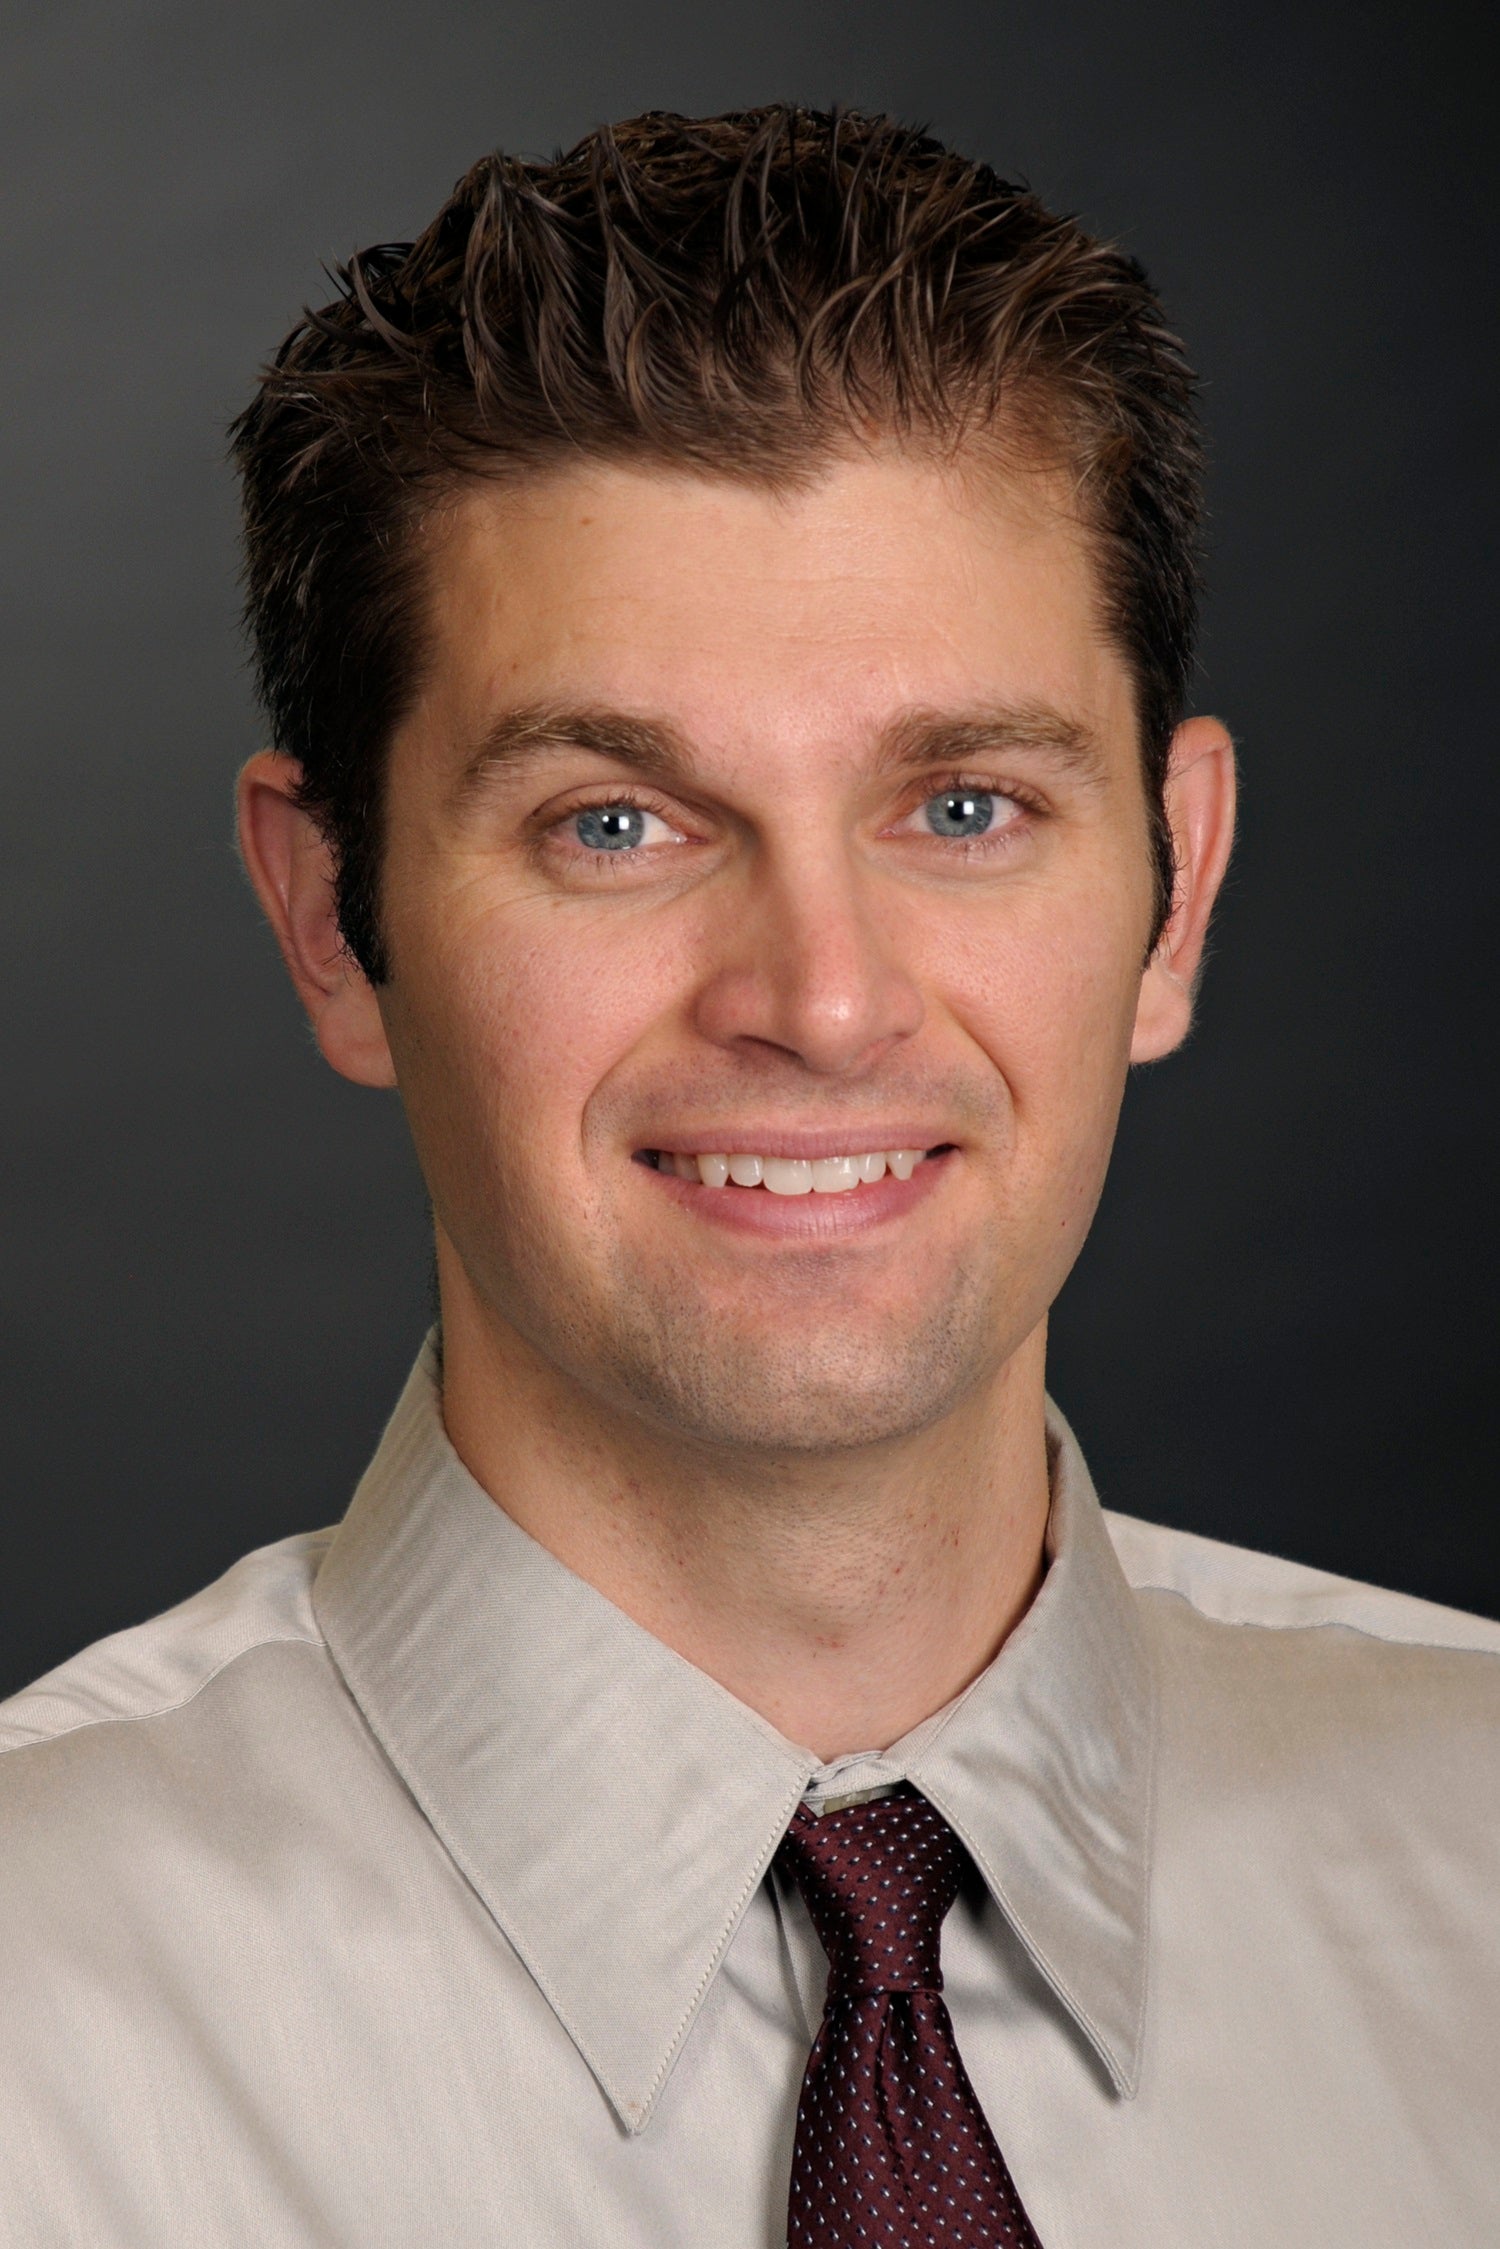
[2,1339,1498,2246]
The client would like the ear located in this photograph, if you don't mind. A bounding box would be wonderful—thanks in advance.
[236,751,397,1088]
[1130,716,1237,1063]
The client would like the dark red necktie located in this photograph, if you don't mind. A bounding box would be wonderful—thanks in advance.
[776,1786,1043,2247]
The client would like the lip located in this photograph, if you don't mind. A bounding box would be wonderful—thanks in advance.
[639,1143,955,1238]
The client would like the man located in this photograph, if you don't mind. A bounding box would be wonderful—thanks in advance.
[1,106,1495,2248]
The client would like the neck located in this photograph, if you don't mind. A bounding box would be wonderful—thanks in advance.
[437,1278,1052,1763]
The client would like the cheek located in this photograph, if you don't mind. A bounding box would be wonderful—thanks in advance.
[930,880,1144,1138]
[396,893,692,1157]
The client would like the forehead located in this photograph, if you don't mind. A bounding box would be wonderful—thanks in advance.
[412,447,1134,760]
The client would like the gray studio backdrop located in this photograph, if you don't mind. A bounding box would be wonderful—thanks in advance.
[4,0,1496,1695]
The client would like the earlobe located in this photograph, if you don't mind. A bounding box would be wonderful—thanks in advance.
[235,751,398,1089]
[1129,716,1237,1065]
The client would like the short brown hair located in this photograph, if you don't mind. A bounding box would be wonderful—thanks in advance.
[233,106,1202,981]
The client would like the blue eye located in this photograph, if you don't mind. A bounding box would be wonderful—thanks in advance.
[924,790,994,838]
[575,804,646,851]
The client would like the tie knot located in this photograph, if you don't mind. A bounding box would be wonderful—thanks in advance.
[776,1787,963,1999]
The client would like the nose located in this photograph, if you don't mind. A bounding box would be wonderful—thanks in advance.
[690,845,924,1077]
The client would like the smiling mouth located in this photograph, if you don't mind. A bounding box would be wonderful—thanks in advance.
[638,1146,953,1195]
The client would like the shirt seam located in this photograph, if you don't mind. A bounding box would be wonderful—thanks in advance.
[0,1632,327,1759]
[1129,1581,1500,1656]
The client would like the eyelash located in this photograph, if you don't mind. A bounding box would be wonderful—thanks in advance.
[535,775,1046,859]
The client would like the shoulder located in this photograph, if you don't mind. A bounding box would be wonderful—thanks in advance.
[0,1527,336,1761]
[0,1529,369,1986]
[1106,1511,1500,1851]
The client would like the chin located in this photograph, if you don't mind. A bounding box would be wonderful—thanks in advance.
[602,1307,994,1457]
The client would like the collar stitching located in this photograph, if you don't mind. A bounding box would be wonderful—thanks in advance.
[914,1762,1143,2102]
[1122,1622,1159,2095]
[318,1637,620,2102]
[629,1771,814,2128]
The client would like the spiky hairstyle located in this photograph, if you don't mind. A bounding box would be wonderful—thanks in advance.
[233,107,1202,979]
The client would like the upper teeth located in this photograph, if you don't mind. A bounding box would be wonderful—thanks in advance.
[665,1149,926,1193]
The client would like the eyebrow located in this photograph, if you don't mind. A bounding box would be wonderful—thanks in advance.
[872,705,1109,786]
[456,706,697,801]
[455,697,1109,801]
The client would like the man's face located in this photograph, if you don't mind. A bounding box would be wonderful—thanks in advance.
[372,449,1164,1453]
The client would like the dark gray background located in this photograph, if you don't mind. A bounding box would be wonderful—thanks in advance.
[3,0,1496,1698]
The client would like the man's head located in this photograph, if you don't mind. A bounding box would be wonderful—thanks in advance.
[236,108,1234,1460]
[235,108,1206,984]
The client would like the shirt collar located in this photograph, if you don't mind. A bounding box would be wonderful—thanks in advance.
[314,1341,1153,2131]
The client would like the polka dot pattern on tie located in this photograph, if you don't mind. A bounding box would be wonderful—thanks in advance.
[777,1786,1043,2248]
